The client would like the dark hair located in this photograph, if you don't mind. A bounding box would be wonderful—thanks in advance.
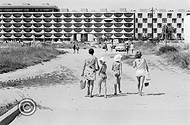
[89,48,94,55]
[135,51,142,58]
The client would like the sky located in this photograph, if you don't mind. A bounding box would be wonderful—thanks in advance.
[0,0,190,11]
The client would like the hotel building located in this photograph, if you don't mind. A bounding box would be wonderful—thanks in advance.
[0,3,189,41]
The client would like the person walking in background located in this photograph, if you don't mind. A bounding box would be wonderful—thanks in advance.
[112,54,122,95]
[104,42,108,52]
[98,57,107,98]
[130,42,135,54]
[126,43,130,54]
[76,44,80,53]
[81,48,100,98]
[133,51,149,96]
[73,43,76,54]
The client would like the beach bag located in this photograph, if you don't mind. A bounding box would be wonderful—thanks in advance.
[79,78,86,90]
[144,72,151,87]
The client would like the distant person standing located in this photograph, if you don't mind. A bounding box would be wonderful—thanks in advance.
[130,43,135,54]
[81,48,100,98]
[133,51,149,96]
[112,54,122,95]
[126,43,130,54]
[104,42,108,52]
[76,44,80,53]
[73,44,76,54]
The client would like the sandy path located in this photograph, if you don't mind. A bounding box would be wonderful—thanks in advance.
[0,48,189,125]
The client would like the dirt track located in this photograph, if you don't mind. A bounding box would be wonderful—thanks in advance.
[0,48,190,125]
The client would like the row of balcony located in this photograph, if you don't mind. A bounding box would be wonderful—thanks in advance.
[0,18,134,23]
[0,28,134,33]
[0,33,133,38]
[0,13,134,18]
[0,23,134,28]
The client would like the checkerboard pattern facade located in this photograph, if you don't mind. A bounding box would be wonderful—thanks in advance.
[135,9,188,39]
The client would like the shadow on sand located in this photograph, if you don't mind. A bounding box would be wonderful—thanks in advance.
[92,92,165,98]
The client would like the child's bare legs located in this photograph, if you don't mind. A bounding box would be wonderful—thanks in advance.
[104,79,107,98]
[117,77,122,93]
[136,76,141,93]
[136,76,145,96]
[86,80,90,96]
[98,78,103,96]
[114,76,118,95]
[140,76,145,95]
[89,80,94,97]
[99,78,107,98]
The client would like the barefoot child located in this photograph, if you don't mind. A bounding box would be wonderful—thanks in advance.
[112,54,122,95]
[98,57,107,98]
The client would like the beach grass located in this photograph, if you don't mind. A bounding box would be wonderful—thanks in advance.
[0,46,66,74]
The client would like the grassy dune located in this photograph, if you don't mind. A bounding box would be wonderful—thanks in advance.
[0,46,66,74]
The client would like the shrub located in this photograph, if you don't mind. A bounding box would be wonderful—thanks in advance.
[134,42,157,54]
[158,46,178,54]
[162,51,190,69]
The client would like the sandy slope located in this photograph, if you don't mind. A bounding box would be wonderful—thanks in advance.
[0,48,189,125]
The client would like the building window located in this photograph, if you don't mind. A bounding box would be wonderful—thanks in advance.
[138,33,142,38]
[167,13,172,18]
[162,18,167,23]
[177,34,181,39]
[138,23,142,28]
[157,13,162,18]
[3,9,12,12]
[148,13,152,18]
[84,18,92,22]
[182,18,184,23]
[158,33,162,38]
[153,18,157,23]
[172,19,176,23]
[136,18,138,23]
[177,23,181,28]
[148,23,152,28]
[167,23,172,26]
[153,28,157,33]
[143,28,147,33]
[148,33,152,38]
[177,13,182,18]
[143,18,147,23]
[23,9,30,12]
[138,13,142,18]
[136,28,138,33]
[157,23,162,28]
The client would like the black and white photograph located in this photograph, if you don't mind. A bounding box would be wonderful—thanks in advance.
[0,0,190,125]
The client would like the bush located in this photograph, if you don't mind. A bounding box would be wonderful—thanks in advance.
[158,46,178,54]
[135,42,157,54]
[162,51,190,69]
